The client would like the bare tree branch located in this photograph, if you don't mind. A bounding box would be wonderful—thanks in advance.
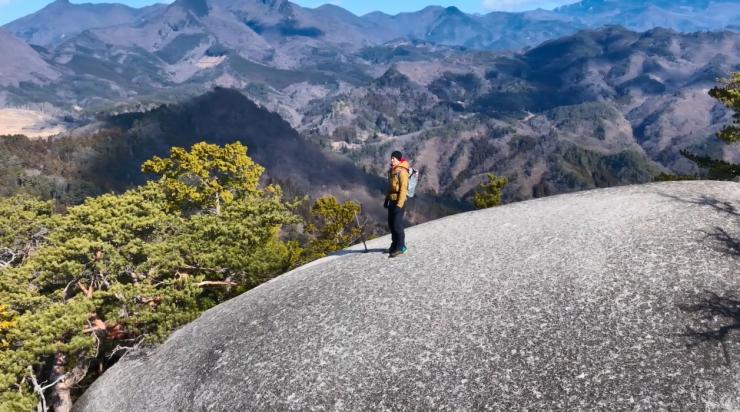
[27,365,67,412]
[195,280,237,288]
[0,247,18,268]
[107,335,145,359]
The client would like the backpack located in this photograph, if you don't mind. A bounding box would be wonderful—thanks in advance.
[407,167,420,198]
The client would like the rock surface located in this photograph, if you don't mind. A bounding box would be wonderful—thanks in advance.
[75,181,740,411]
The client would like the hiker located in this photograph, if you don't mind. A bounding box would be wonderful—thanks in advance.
[384,150,409,257]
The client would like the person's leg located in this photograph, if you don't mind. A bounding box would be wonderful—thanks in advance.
[388,204,397,252]
[396,205,406,250]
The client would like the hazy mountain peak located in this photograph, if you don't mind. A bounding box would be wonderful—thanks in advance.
[218,0,290,12]
[3,0,166,45]
[313,3,360,18]
[373,66,414,88]
[170,0,210,17]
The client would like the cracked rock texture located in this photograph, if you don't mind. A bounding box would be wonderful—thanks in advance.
[74,181,740,411]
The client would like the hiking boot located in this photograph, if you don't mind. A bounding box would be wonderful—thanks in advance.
[389,246,407,258]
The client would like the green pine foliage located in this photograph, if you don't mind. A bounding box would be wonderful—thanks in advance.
[0,142,306,411]
[679,151,740,180]
[302,196,363,261]
[472,173,509,209]
[0,194,54,268]
[682,73,740,179]
[141,142,266,214]
[653,172,698,182]
[709,73,740,145]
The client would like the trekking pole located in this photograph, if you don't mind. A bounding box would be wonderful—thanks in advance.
[354,208,368,253]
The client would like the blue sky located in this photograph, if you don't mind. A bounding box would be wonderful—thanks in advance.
[0,0,578,26]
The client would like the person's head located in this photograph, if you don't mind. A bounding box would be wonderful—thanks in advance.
[391,150,403,167]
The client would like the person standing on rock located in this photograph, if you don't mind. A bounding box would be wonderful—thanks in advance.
[384,150,409,257]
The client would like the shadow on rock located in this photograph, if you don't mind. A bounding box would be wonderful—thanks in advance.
[658,192,740,258]
[658,192,739,217]
[679,291,740,366]
[332,248,387,256]
[700,227,740,257]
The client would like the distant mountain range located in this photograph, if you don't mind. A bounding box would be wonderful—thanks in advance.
[1,0,739,213]
[6,0,740,52]
[291,26,740,202]
[2,0,740,109]
[4,0,166,46]
[556,0,740,32]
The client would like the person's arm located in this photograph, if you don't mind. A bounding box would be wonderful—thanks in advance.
[396,170,409,208]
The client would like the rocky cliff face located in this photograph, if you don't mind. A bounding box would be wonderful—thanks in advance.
[74,181,740,411]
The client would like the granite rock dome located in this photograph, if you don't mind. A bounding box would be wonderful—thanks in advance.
[75,181,740,411]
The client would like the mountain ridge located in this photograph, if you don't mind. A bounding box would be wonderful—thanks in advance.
[2,2,740,213]
[0,29,60,87]
[3,0,166,46]
[3,25,737,206]
[7,0,740,51]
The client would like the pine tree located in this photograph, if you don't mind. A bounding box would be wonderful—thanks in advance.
[0,194,54,268]
[472,174,509,209]
[0,142,303,412]
[682,73,740,179]
[302,196,362,261]
[710,73,740,145]
[142,142,265,214]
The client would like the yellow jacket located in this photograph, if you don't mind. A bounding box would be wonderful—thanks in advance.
[386,160,410,208]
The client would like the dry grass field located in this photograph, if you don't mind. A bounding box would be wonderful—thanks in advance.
[0,108,66,138]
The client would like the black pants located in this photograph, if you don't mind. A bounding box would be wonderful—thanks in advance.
[388,203,406,251]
